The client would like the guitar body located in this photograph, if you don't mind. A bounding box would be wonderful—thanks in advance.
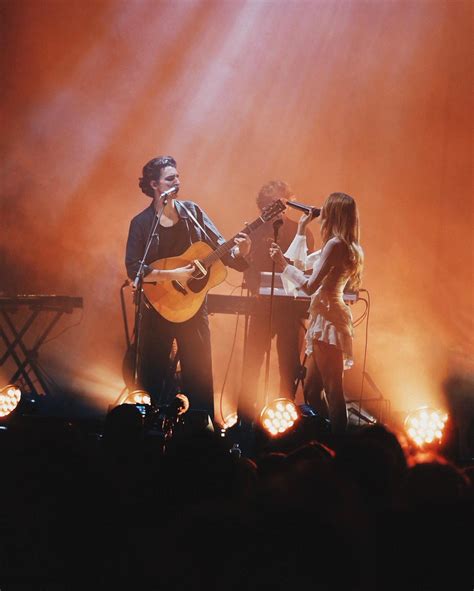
[143,241,227,323]
[141,198,286,323]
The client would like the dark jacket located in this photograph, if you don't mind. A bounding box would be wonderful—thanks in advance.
[125,200,248,281]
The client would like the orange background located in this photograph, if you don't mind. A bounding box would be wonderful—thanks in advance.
[1,0,472,424]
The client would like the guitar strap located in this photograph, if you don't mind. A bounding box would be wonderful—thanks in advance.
[178,201,221,250]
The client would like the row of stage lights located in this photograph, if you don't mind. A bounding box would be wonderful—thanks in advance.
[221,398,450,451]
[0,383,450,452]
[121,390,450,453]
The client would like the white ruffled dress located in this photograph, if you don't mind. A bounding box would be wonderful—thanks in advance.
[281,235,354,370]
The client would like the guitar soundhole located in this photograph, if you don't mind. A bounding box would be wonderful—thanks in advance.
[188,273,210,294]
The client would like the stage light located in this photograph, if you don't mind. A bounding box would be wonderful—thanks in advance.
[0,385,22,418]
[404,406,448,449]
[124,389,151,406]
[251,401,333,457]
[219,411,239,439]
[222,411,238,431]
[259,398,300,437]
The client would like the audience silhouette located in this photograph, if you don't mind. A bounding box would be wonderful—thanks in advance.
[0,404,472,590]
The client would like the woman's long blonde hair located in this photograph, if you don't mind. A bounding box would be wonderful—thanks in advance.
[320,192,364,289]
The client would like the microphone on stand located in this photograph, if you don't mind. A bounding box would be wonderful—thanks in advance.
[155,185,179,217]
[160,185,179,199]
[272,217,283,243]
[286,200,321,219]
[273,218,284,231]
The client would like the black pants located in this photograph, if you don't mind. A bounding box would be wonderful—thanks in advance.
[136,299,214,420]
[239,312,304,423]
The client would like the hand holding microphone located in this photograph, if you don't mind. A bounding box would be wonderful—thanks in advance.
[285,198,321,219]
[284,197,321,234]
[296,210,315,235]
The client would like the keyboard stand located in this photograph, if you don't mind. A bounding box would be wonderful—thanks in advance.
[0,296,83,397]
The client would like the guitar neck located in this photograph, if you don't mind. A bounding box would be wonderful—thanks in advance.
[203,215,265,267]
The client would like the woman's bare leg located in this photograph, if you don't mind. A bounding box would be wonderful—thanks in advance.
[312,341,347,436]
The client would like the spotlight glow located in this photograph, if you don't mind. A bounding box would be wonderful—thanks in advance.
[125,389,151,405]
[222,411,238,430]
[260,398,300,437]
[0,385,22,417]
[404,406,448,449]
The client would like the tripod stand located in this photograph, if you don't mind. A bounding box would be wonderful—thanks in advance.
[261,218,284,410]
[116,196,179,409]
[237,217,312,429]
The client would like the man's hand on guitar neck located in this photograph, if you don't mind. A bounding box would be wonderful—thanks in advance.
[233,231,252,258]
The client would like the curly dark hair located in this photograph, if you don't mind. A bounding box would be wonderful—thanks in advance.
[138,155,177,197]
[256,180,293,211]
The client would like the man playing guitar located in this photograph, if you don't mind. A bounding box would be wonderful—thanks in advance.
[125,155,251,425]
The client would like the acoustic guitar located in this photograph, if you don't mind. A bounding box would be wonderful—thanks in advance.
[142,199,286,323]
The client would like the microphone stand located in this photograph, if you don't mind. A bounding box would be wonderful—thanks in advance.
[262,218,283,409]
[131,196,167,403]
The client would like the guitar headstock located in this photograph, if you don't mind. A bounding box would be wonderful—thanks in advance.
[261,198,286,222]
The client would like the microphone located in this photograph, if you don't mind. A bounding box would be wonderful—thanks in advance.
[286,200,321,219]
[160,185,179,199]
